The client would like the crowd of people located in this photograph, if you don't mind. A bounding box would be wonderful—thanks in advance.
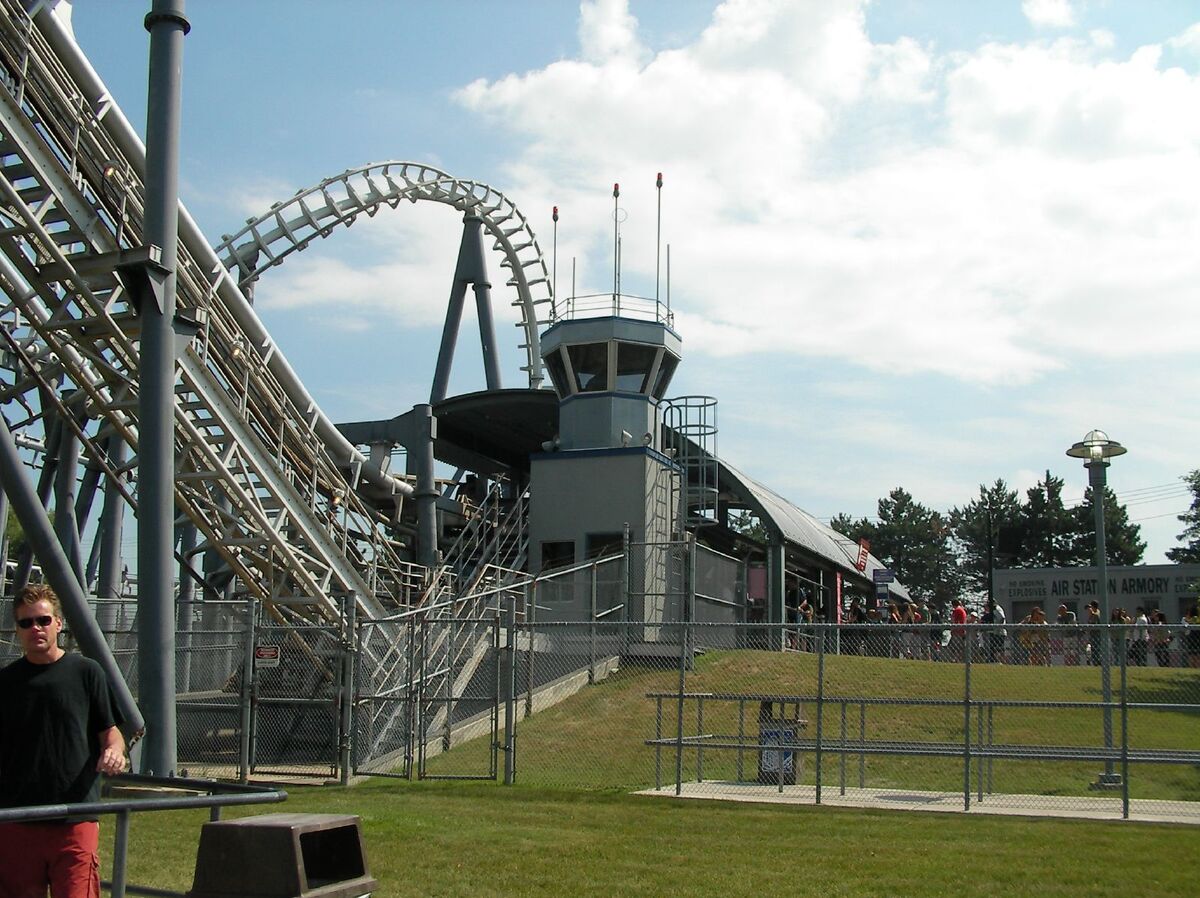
[814,596,1200,668]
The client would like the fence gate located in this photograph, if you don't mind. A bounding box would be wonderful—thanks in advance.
[250,619,343,780]
[417,616,501,780]
[353,619,417,779]
[351,616,501,781]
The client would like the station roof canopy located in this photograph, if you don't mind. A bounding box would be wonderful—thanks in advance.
[714,457,911,601]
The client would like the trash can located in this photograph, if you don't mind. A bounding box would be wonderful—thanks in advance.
[756,700,802,785]
[187,813,378,898]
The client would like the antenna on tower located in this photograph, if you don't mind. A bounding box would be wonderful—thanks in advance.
[655,172,663,320]
[612,183,620,306]
[551,205,559,320]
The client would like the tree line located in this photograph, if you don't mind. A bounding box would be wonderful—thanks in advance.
[829,469,1200,610]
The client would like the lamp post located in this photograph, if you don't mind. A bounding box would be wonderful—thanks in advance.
[1066,429,1126,787]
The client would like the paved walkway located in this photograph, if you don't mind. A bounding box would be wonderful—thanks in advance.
[635,781,1200,825]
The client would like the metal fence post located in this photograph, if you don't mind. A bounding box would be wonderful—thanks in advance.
[589,563,597,685]
[1120,634,1130,819]
[674,609,689,796]
[525,581,535,719]
[839,700,847,796]
[504,594,517,785]
[405,618,416,779]
[963,628,973,811]
[976,699,984,802]
[859,702,866,788]
[815,623,825,805]
[238,594,256,784]
[338,592,356,786]
[110,808,130,898]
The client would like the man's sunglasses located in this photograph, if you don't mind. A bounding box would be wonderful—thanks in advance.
[16,615,54,629]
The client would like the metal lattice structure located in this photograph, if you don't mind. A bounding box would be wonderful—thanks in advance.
[214,162,554,389]
[0,2,550,624]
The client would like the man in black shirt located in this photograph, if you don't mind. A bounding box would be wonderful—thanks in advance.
[0,584,126,898]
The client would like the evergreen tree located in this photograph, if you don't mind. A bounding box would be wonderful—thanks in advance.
[1069,484,1146,566]
[1166,470,1200,563]
[728,508,769,543]
[1020,472,1081,567]
[828,512,874,545]
[949,479,1023,599]
[871,487,958,610]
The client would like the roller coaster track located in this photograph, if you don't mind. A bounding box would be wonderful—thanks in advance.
[0,1,441,621]
[214,162,553,389]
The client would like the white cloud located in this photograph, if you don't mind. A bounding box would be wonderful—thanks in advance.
[1167,22,1200,56]
[1022,0,1077,30]
[579,0,646,65]
[450,0,1200,388]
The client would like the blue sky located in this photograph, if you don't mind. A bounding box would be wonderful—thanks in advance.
[62,0,1200,562]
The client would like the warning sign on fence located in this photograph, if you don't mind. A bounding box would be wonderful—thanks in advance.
[254,644,280,669]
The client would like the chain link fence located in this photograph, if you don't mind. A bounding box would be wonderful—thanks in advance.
[419,619,1200,821]
[5,586,1199,821]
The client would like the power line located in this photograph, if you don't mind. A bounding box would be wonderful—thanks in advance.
[1131,509,1189,523]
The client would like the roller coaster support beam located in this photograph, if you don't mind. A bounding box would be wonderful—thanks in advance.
[0,414,145,738]
[137,0,190,776]
[411,405,440,569]
[431,215,501,404]
[176,521,197,692]
[13,410,61,594]
[52,394,86,585]
[95,438,128,635]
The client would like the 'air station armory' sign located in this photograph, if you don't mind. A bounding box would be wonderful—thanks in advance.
[993,564,1200,618]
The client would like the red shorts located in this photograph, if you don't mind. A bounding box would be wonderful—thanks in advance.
[0,821,100,898]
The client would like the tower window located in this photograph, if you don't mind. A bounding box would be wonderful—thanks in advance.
[568,342,609,392]
[651,354,679,399]
[545,347,571,396]
[616,342,659,394]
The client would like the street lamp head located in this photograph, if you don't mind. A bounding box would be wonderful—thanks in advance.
[1066,429,1127,464]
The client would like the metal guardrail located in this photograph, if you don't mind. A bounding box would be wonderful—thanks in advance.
[0,773,287,898]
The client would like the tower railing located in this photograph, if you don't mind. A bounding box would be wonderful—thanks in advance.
[550,291,674,328]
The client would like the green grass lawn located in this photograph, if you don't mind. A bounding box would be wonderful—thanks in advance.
[427,650,1200,801]
[129,650,1199,896]
[116,781,1195,898]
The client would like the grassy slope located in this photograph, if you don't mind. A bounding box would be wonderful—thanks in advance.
[427,651,1200,800]
[113,652,1200,896]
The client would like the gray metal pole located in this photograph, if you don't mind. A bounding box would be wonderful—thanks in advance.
[430,278,468,404]
[73,441,105,546]
[339,592,357,786]
[411,404,439,568]
[238,594,255,784]
[0,489,8,595]
[95,438,127,635]
[588,563,596,685]
[1089,460,1119,785]
[503,595,516,785]
[138,0,189,776]
[176,522,196,692]
[14,414,61,592]
[0,414,144,736]
[52,405,85,585]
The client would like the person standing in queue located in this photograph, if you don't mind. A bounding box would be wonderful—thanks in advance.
[0,583,127,898]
